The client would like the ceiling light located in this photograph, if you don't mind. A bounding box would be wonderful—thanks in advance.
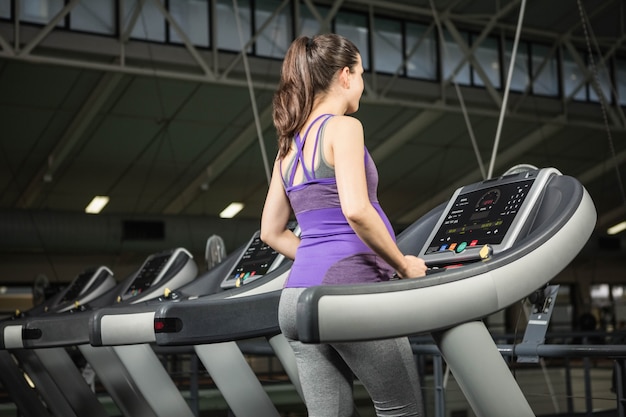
[85,196,110,214]
[607,221,626,235]
[23,372,36,389]
[219,202,244,219]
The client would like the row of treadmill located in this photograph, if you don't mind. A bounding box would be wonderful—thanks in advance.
[0,167,597,417]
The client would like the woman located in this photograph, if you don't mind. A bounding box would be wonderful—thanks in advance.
[261,33,426,417]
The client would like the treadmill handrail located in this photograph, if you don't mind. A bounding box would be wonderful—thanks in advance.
[296,175,596,342]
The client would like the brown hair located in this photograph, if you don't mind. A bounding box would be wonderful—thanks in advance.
[272,34,360,159]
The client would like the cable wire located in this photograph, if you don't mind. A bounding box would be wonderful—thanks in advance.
[232,0,272,186]
[428,0,486,180]
[577,0,626,213]
[487,0,527,179]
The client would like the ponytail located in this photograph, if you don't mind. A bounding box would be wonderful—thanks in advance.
[273,34,360,159]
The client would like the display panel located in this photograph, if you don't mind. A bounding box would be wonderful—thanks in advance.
[221,234,280,287]
[59,269,99,304]
[419,168,559,267]
[220,222,299,289]
[423,179,533,255]
[124,253,170,297]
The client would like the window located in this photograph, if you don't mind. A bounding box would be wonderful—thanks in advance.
[502,39,529,92]
[531,44,559,96]
[20,0,65,26]
[255,0,292,58]
[405,22,436,80]
[441,29,470,85]
[473,35,501,89]
[124,0,166,42]
[168,0,210,47]
[216,0,251,52]
[297,2,329,37]
[5,0,589,108]
[335,12,369,71]
[70,0,115,35]
[563,47,587,101]
[0,2,11,19]
[588,63,613,104]
[617,58,626,106]
[373,17,402,75]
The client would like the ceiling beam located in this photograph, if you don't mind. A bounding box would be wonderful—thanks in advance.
[597,205,626,231]
[16,72,124,209]
[563,39,625,128]
[578,148,626,229]
[17,0,80,56]
[441,0,521,90]
[379,22,437,98]
[371,104,444,162]
[150,0,216,80]
[0,32,12,55]
[163,105,274,215]
[443,19,502,108]
[303,0,345,34]
[220,0,291,81]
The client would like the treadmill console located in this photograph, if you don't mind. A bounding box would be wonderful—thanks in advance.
[419,168,560,267]
[220,222,299,289]
[120,248,198,303]
[55,266,116,313]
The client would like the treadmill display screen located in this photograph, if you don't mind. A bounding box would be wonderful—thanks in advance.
[222,235,279,287]
[59,269,95,303]
[423,179,533,255]
[220,222,299,288]
[124,253,170,297]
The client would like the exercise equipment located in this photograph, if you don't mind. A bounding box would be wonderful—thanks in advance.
[0,266,115,417]
[296,168,596,417]
[1,248,198,417]
[90,226,302,417]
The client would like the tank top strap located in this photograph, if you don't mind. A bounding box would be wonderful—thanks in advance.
[284,113,334,187]
[309,114,334,180]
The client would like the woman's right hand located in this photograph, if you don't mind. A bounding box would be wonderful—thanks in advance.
[397,255,427,279]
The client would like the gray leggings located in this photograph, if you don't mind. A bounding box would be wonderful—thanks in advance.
[279,288,424,417]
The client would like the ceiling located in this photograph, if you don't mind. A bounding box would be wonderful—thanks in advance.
[0,0,625,284]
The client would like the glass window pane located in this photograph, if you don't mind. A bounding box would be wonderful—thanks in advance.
[70,0,115,35]
[255,0,292,58]
[502,39,529,92]
[335,12,369,71]
[531,44,559,96]
[473,36,501,89]
[216,0,251,52]
[441,30,470,85]
[124,0,166,42]
[373,17,402,75]
[0,2,11,19]
[617,59,626,106]
[169,0,209,47]
[297,2,329,37]
[562,47,587,101]
[20,0,65,26]
[588,65,613,104]
[405,22,436,80]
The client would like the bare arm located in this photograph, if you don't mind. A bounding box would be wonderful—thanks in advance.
[260,158,300,260]
[330,117,426,278]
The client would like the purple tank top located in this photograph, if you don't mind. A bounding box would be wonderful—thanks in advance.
[281,114,395,288]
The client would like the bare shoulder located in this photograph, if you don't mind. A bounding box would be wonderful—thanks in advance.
[328,115,363,132]
[326,115,364,147]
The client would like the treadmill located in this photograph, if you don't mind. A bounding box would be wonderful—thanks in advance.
[2,247,199,417]
[0,265,116,417]
[90,226,303,417]
[295,167,597,417]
